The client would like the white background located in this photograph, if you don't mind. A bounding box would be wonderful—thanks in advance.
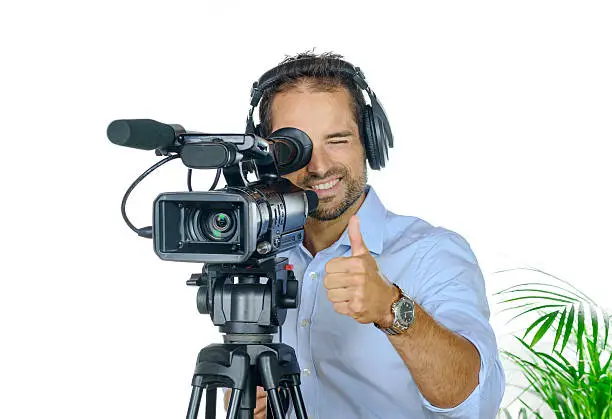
[1,1,610,418]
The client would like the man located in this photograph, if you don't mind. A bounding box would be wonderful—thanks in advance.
[226,51,505,418]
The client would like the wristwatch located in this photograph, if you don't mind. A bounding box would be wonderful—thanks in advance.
[374,284,416,335]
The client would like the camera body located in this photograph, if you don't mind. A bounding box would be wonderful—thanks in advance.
[154,180,310,263]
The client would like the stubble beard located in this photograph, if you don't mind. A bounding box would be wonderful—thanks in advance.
[308,164,368,222]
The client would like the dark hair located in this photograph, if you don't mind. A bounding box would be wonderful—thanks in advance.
[257,51,367,140]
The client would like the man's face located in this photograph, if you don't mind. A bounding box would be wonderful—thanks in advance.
[270,85,367,221]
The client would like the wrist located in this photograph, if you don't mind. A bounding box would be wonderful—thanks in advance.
[374,284,416,335]
[377,284,401,328]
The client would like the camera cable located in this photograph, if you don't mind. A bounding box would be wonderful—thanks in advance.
[121,154,180,238]
[121,156,224,239]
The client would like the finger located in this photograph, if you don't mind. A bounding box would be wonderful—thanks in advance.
[324,272,366,290]
[323,272,352,290]
[332,301,351,316]
[224,389,232,411]
[325,255,367,274]
[254,400,267,416]
[348,215,368,256]
[327,287,352,303]
[255,393,267,418]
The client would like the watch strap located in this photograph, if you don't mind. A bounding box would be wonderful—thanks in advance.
[374,284,414,335]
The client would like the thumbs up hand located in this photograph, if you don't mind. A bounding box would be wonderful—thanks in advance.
[323,216,399,326]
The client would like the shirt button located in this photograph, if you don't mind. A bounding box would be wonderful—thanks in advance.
[302,368,311,376]
[301,319,310,327]
[308,272,318,281]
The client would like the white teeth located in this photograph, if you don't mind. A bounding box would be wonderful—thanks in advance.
[312,178,340,190]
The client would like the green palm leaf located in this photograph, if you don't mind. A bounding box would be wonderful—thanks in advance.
[591,305,599,349]
[523,312,556,341]
[495,268,612,418]
[561,304,575,353]
[530,311,559,347]
[552,308,567,351]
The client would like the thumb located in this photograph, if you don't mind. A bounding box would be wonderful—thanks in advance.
[348,215,368,256]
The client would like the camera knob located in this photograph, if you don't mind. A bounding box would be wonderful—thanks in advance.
[256,241,272,254]
[197,286,210,314]
[186,273,204,286]
[279,273,299,309]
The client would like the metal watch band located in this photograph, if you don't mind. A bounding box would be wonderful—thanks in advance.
[374,284,414,335]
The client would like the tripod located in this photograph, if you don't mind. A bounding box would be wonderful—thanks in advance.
[185,257,309,419]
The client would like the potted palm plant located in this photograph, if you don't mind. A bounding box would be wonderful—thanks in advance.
[495,267,612,418]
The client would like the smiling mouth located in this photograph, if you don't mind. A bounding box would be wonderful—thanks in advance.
[309,178,342,191]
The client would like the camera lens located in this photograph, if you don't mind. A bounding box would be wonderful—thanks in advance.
[213,213,230,231]
[203,211,236,242]
[184,207,238,243]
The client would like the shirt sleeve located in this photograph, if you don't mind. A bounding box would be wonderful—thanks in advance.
[407,231,506,418]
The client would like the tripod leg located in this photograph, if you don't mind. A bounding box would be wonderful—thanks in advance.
[226,389,243,419]
[187,378,204,419]
[266,389,284,419]
[266,388,290,419]
[257,352,285,419]
[279,387,290,413]
[188,385,218,419]
[286,375,307,419]
[232,369,257,419]
[205,387,217,419]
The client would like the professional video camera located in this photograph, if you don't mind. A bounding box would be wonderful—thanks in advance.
[108,119,315,419]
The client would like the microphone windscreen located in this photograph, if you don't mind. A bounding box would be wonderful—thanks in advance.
[107,119,176,150]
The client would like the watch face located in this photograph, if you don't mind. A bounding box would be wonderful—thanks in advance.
[396,299,414,326]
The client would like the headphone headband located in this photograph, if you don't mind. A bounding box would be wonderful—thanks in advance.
[249,58,371,108]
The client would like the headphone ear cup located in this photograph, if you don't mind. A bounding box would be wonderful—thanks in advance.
[370,98,393,169]
[362,105,381,170]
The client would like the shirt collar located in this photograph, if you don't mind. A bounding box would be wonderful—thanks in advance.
[335,185,386,255]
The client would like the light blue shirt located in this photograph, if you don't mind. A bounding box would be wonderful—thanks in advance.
[276,185,505,418]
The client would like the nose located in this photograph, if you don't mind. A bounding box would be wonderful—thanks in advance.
[305,142,333,177]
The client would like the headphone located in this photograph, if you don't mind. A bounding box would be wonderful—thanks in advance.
[245,58,394,170]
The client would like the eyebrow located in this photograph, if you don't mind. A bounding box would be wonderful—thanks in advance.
[324,130,353,140]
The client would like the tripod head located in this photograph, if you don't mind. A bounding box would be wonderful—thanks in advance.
[188,257,299,344]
